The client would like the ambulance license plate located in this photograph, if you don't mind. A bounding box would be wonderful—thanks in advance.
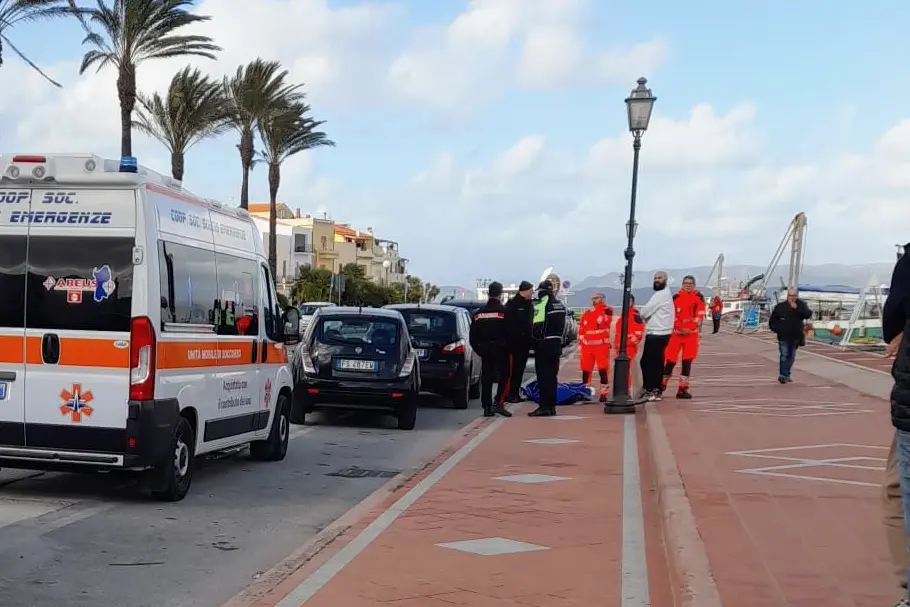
[415,349,428,359]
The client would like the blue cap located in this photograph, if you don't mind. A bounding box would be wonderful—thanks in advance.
[119,156,138,173]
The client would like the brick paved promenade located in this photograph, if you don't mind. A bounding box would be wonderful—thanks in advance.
[228,332,900,607]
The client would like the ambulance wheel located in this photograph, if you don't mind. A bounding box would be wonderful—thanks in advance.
[250,394,290,461]
[151,417,195,502]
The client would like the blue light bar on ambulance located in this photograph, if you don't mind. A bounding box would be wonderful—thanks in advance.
[119,156,138,173]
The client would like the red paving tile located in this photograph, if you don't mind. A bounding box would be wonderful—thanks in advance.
[658,332,897,607]
[259,356,673,607]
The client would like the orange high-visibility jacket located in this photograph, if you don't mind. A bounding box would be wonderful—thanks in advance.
[673,289,706,333]
[613,306,645,350]
[710,296,722,314]
[579,303,613,348]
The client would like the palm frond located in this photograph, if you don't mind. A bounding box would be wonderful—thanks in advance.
[258,102,336,166]
[133,64,229,154]
[0,31,61,86]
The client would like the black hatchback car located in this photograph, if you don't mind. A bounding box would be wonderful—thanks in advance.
[385,304,481,409]
[290,307,420,430]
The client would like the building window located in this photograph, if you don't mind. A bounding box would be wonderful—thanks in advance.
[294,234,308,252]
[321,235,328,250]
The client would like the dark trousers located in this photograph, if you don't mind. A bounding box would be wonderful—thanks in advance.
[508,346,529,398]
[534,353,561,410]
[778,339,798,378]
[640,333,671,392]
[480,352,511,407]
[712,317,721,333]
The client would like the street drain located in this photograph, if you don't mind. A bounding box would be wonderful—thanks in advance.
[326,467,400,479]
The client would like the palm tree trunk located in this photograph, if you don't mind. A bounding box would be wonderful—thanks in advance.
[117,63,137,158]
[171,151,184,181]
[238,127,254,209]
[267,160,280,280]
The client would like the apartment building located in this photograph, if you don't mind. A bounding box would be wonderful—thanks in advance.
[249,203,408,287]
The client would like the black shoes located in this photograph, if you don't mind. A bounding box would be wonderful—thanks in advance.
[676,389,692,399]
[482,405,495,417]
[492,405,513,417]
[505,395,523,404]
[528,407,556,417]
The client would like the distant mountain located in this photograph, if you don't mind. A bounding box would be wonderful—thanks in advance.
[565,287,656,309]
[572,263,895,293]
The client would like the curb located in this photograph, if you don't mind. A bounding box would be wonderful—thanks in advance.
[643,402,723,607]
[221,368,549,607]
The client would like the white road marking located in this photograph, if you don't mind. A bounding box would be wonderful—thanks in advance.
[276,416,509,606]
[621,415,649,606]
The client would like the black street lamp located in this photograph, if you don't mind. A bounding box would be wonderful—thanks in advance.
[605,77,656,415]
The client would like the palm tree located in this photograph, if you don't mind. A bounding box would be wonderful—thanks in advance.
[257,102,335,277]
[0,0,87,87]
[133,66,227,181]
[77,0,220,158]
[224,59,303,210]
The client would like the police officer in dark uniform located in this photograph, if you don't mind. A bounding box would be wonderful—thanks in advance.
[529,280,567,417]
[469,281,513,418]
[504,280,534,402]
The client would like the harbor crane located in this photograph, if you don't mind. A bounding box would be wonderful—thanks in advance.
[704,253,724,293]
[751,212,807,302]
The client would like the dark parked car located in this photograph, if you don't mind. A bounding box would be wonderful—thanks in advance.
[291,307,420,430]
[385,304,481,409]
[441,299,484,320]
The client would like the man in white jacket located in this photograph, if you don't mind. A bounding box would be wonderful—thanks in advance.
[638,271,674,401]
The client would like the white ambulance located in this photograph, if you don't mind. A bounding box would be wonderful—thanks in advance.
[0,153,301,501]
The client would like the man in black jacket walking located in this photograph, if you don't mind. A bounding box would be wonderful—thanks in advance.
[882,245,910,602]
[469,281,513,418]
[528,280,567,417]
[768,288,811,383]
[504,280,534,402]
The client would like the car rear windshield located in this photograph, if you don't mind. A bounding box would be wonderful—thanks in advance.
[397,310,455,337]
[0,235,134,332]
[317,317,400,347]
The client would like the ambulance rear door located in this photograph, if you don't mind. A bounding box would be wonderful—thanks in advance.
[0,188,31,449]
[22,189,137,459]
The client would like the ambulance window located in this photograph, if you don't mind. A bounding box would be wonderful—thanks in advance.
[0,235,26,328]
[214,253,259,336]
[259,264,280,341]
[157,241,216,328]
[26,236,133,332]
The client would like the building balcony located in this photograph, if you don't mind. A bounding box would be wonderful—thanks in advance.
[356,247,374,258]
[293,243,314,253]
[317,247,339,257]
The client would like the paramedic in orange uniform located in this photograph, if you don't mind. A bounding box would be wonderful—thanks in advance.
[662,275,706,399]
[578,292,613,400]
[613,294,645,390]
[710,294,723,334]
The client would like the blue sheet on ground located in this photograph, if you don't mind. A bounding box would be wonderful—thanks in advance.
[521,381,591,405]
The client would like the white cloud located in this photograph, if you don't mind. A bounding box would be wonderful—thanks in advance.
[0,0,899,286]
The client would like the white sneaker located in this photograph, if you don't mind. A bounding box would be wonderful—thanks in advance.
[646,391,657,402]
[893,598,909,606]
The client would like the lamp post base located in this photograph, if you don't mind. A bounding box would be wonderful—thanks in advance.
[603,393,645,415]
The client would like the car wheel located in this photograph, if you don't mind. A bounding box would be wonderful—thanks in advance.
[468,374,480,399]
[250,394,291,461]
[452,381,470,409]
[397,398,418,430]
[290,389,311,424]
[150,416,195,502]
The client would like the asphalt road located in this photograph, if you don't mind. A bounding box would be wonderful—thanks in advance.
[0,393,491,607]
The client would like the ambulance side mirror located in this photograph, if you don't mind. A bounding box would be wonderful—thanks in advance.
[282,308,301,345]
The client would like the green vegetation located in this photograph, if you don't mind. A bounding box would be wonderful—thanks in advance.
[292,264,440,308]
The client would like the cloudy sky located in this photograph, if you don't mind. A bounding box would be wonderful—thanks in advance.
[5,0,910,286]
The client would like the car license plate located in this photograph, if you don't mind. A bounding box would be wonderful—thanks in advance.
[336,359,377,371]
[0,382,7,400]
[415,349,428,359]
